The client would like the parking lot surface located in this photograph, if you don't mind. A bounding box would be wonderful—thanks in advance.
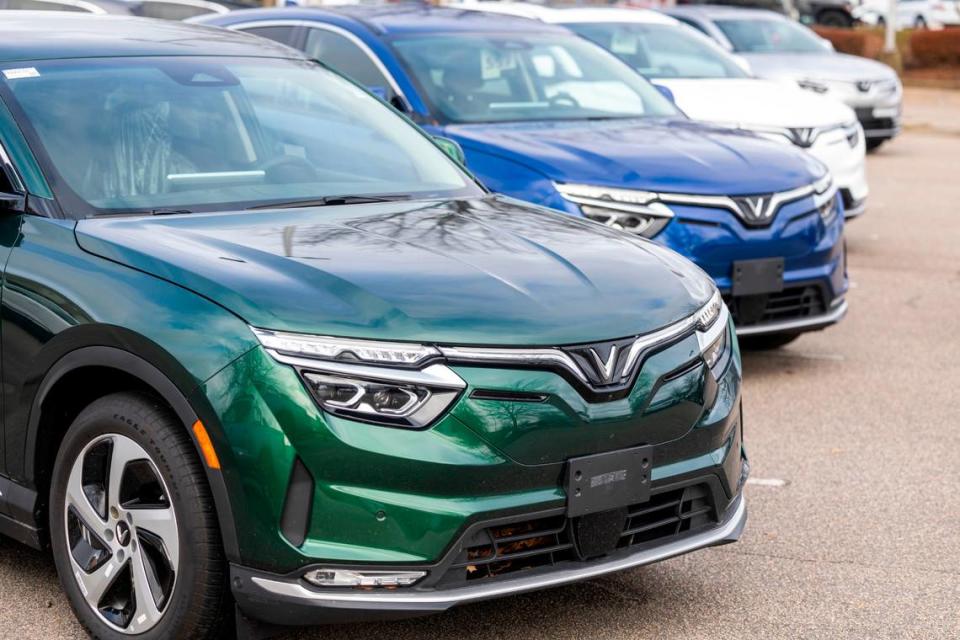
[2,91,958,640]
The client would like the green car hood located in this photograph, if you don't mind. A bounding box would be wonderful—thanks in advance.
[75,196,714,346]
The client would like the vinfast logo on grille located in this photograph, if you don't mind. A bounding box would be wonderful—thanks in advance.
[787,127,818,148]
[563,337,639,387]
[732,195,776,225]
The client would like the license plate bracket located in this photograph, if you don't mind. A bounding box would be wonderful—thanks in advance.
[732,257,784,296]
[566,446,652,518]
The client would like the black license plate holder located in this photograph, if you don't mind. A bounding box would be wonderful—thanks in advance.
[566,446,652,518]
[732,257,784,296]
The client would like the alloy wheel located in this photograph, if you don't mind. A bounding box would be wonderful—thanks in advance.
[63,433,179,634]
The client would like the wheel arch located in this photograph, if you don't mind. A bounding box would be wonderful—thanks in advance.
[22,341,241,561]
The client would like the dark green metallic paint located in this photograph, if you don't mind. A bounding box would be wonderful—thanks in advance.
[74,197,715,346]
[198,317,740,570]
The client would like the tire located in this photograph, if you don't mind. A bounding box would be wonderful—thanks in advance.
[49,391,228,640]
[739,332,802,350]
[866,138,886,152]
[818,9,854,27]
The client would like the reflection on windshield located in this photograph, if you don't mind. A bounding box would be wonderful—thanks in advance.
[3,57,480,216]
[392,34,679,124]
[716,19,827,53]
[567,22,748,80]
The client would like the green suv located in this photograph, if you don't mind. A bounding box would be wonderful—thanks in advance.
[0,15,747,639]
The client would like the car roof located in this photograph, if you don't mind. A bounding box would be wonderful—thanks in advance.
[666,5,788,20]
[457,2,680,26]
[0,12,303,63]
[213,5,570,35]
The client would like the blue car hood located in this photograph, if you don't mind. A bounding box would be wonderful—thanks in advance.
[446,118,824,195]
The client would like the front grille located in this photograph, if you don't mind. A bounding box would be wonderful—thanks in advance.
[854,108,899,134]
[439,484,716,585]
[724,285,826,327]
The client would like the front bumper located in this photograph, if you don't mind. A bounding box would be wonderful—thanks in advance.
[231,490,746,626]
[735,296,847,337]
[854,106,902,141]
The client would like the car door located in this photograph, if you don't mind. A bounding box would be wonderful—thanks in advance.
[0,102,32,482]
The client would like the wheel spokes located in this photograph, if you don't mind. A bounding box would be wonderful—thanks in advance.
[73,554,121,609]
[129,550,164,631]
[133,507,180,569]
[64,434,179,634]
[107,436,149,513]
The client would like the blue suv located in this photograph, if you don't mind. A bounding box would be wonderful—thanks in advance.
[200,6,848,347]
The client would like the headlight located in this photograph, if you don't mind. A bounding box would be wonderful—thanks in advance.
[702,328,727,369]
[252,328,439,367]
[555,183,674,238]
[695,290,730,373]
[301,370,462,428]
[843,121,861,149]
[812,174,839,223]
[797,79,829,94]
[252,329,465,428]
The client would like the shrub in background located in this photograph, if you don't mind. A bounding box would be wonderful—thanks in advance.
[910,29,960,67]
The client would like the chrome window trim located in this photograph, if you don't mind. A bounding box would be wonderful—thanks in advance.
[0,140,26,195]
[228,19,408,104]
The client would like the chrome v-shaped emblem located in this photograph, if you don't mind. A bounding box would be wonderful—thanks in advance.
[587,344,620,384]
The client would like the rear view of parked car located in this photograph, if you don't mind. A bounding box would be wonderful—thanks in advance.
[204,6,849,345]
[465,3,868,219]
[667,5,902,151]
[0,13,747,639]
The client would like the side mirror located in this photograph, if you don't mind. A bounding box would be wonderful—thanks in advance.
[0,192,25,214]
[433,136,466,165]
[653,83,676,103]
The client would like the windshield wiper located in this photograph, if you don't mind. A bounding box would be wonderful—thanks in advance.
[247,194,411,210]
[150,208,194,216]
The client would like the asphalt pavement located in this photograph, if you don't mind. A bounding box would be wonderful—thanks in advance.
[2,91,958,640]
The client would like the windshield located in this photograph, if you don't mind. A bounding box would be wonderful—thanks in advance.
[391,33,679,124]
[0,56,480,216]
[715,18,828,53]
[567,22,748,79]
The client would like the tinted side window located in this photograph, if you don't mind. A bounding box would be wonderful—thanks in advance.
[242,25,298,46]
[304,28,389,89]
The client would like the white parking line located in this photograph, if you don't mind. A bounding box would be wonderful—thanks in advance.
[747,477,789,488]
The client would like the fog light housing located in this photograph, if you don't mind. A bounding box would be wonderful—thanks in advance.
[304,568,426,588]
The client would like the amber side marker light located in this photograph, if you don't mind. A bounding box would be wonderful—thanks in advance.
[192,420,221,470]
